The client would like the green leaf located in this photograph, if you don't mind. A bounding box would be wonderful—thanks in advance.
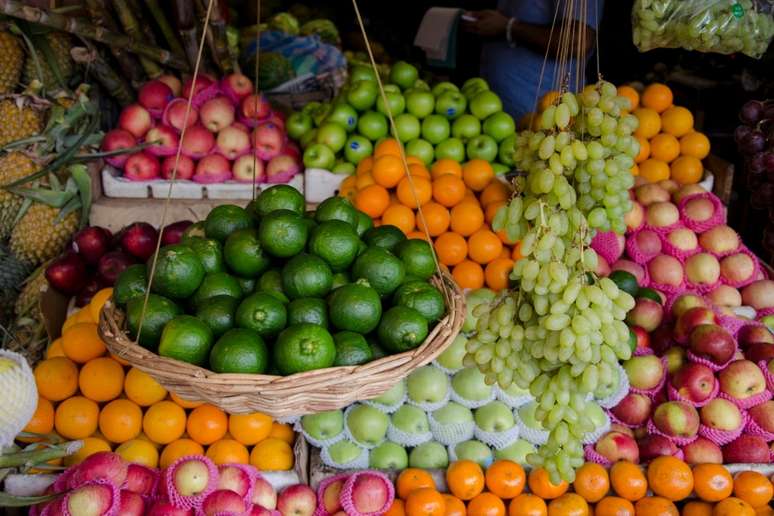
[0,491,61,508]
[70,164,92,227]
[7,187,73,208]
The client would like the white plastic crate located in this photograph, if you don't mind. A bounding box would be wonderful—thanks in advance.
[304,168,348,204]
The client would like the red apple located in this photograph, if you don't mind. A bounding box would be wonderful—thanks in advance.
[125,464,157,497]
[69,452,128,487]
[119,104,153,138]
[631,326,650,352]
[144,125,180,157]
[123,152,160,181]
[162,98,199,132]
[739,325,774,347]
[682,437,723,464]
[748,401,774,433]
[45,251,88,295]
[194,154,232,184]
[723,434,771,463]
[689,324,736,365]
[67,483,115,516]
[610,424,635,438]
[611,393,652,427]
[101,128,137,168]
[118,490,144,516]
[75,275,101,307]
[652,401,700,438]
[684,196,715,222]
[648,255,683,287]
[637,434,679,462]
[625,298,664,332]
[611,259,646,285]
[349,473,391,514]
[674,307,718,342]
[216,125,251,159]
[671,362,716,403]
[172,458,212,497]
[745,343,774,363]
[120,222,159,261]
[72,226,112,265]
[200,96,236,133]
[665,228,698,253]
[232,154,266,183]
[635,230,662,256]
[221,73,254,103]
[720,253,756,285]
[146,501,194,515]
[623,355,665,390]
[321,478,345,513]
[266,154,301,184]
[708,285,742,307]
[664,346,686,374]
[277,484,317,516]
[252,122,285,161]
[625,201,645,231]
[699,225,740,255]
[251,476,277,510]
[138,80,174,117]
[685,253,721,286]
[646,202,679,228]
[157,74,182,96]
[161,155,195,180]
[241,93,271,120]
[671,294,707,319]
[202,490,246,516]
[700,398,742,431]
[216,465,251,498]
[180,125,215,159]
[742,280,774,311]
[97,250,136,286]
[672,184,706,203]
[719,360,766,401]
[183,75,216,103]
[594,431,639,463]
[161,220,193,246]
[636,184,670,206]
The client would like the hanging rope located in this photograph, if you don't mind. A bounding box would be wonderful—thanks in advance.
[251,0,262,200]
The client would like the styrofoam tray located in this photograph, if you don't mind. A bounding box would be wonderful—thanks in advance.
[305,168,348,204]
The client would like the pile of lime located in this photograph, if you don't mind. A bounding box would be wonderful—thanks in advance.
[113,185,446,376]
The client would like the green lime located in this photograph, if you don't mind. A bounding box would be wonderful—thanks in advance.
[369,339,387,360]
[302,216,318,234]
[351,247,405,297]
[180,221,206,243]
[395,239,436,280]
[113,264,147,305]
[331,272,350,290]
[327,281,382,333]
[355,210,373,237]
[186,237,224,274]
[363,225,406,252]
[148,244,205,300]
[378,306,428,353]
[314,197,358,228]
[158,315,213,366]
[609,270,639,297]
[333,331,373,366]
[252,185,306,217]
[257,269,288,303]
[191,272,243,309]
[205,204,254,241]
[393,281,445,322]
[258,209,309,258]
[237,276,256,295]
[637,287,663,304]
[357,240,368,256]
[281,254,333,300]
[287,298,328,326]
[224,228,271,278]
[235,292,287,338]
[209,328,268,374]
[195,295,238,337]
[126,294,182,349]
[274,324,336,375]
[308,220,361,272]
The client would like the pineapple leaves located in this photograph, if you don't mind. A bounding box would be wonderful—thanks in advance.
[6,186,73,208]
[67,164,91,228]
[0,491,61,508]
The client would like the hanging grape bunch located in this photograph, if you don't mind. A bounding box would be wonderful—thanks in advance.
[464,81,639,483]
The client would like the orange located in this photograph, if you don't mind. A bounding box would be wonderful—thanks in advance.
[250,437,293,470]
[169,391,203,409]
[186,404,228,445]
[682,502,713,516]
[34,357,78,401]
[407,156,426,167]
[397,468,437,499]
[159,439,204,468]
[142,400,186,445]
[383,204,416,234]
[693,464,733,502]
[646,456,693,502]
[486,460,525,499]
[109,353,130,366]
[54,396,99,440]
[630,164,639,176]
[386,499,407,516]
[115,438,159,468]
[356,184,390,217]
[548,493,589,516]
[638,159,670,183]
[20,396,55,441]
[433,175,467,208]
[99,398,142,443]
[468,492,506,516]
[649,133,680,163]
[398,176,433,208]
[46,338,65,358]
[409,163,432,179]
[407,231,431,241]
[450,202,484,236]
[375,138,402,158]
[540,91,561,112]
[679,131,710,159]
[443,495,466,516]
[339,175,357,201]
[610,462,647,501]
[468,229,503,264]
[124,367,168,406]
[485,201,505,224]
[528,468,569,500]
[509,494,547,516]
[632,497,677,516]
[431,159,463,179]
[670,156,703,185]
[635,137,650,163]
[435,232,468,266]
[714,498,755,516]
[63,436,112,466]
[416,202,450,237]
[75,307,95,324]
[62,311,80,333]
[229,412,273,445]
[573,462,610,503]
[755,506,774,516]
[357,156,374,175]
[373,155,406,188]
[660,106,693,137]
[268,422,295,444]
[89,288,113,322]
[512,241,523,260]
[633,108,661,139]
[452,260,484,289]
[207,438,249,465]
[485,258,515,291]
[733,471,773,508]
[618,86,640,110]
[356,172,376,190]
[462,160,495,191]
[480,181,509,206]
[406,488,445,516]
[641,84,673,113]
[595,497,634,516]
[61,322,105,363]
[78,357,125,402]
[447,460,485,500]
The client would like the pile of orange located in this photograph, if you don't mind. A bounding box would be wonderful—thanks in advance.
[339,138,520,291]
[384,458,774,516]
[629,83,710,185]
[24,288,295,471]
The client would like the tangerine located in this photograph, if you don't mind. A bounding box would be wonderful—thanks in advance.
[207,438,249,465]
[485,258,515,291]
[509,494,547,516]
[443,495,466,516]
[46,338,65,359]
[547,493,589,516]
[670,156,703,185]
[250,437,293,470]
[406,488,445,516]
[186,404,228,445]
[617,86,640,110]
[573,462,610,503]
[660,106,693,137]
[89,288,113,322]
[641,84,673,113]
[55,396,99,440]
[431,159,463,179]
[159,439,204,468]
[416,202,450,237]
[679,132,710,160]
[468,492,506,516]
[479,181,509,206]
[452,260,485,289]
[635,137,650,163]
[683,502,713,516]
[649,134,680,163]
[61,322,105,363]
[229,412,273,445]
[433,175,467,208]
[435,232,468,266]
[357,156,374,175]
[733,471,773,508]
[34,357,78,402]
[462,160,495,191]
[398,176,433,208]
[355,184,390,218]
[486,460,525,499]
[646,456,693,501]
[714,498,755,516]
[78,357,125,402]
[115,438,159,468]
[383,204,416,234]
[468,229,503,264]
[632,497,677,516]
[142,400,186,445]
[375,138,402,158]
[386,499,407,516]
[693,464,733,502]
[20,396,54,441]
[528,468,569,500]
[446,460,485,500]
[595,497,635,516]
[450,202,484,236]
[633,108,661,139]
[124,367,168,406]
[397,468,437,499]
[610,461,647,501]
[268,422,295,443]
[639,159,670,183]
[99,398,143,443]
[373,155,406,188]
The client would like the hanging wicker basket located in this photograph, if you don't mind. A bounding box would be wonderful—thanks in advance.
[99,272,465,418]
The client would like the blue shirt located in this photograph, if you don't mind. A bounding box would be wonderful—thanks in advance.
[480,0,603,121]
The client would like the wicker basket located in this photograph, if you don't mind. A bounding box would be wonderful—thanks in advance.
[99,272,465,418]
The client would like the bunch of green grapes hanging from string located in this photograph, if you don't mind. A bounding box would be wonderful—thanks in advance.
[464,80,640,483]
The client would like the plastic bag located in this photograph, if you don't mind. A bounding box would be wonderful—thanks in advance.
[632,0,774,58]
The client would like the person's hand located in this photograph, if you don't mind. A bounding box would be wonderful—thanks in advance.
[462,10,509,37]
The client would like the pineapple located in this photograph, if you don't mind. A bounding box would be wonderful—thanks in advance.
[0,244,28,327]
[0,152,38,239]
[23,32,73,91]
[4,267,48,366]
[0,31,24,94]
[9,203,77,267]
[0,97,45,147]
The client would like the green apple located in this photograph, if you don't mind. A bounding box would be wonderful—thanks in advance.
[407,366,449,405]
[286,112,314,140]
[469,90,503,120]
[466,135,498,162]
[454,439,493,468]
[435,91,467,120]
[394,113,421,142]
[452,114,481,140]
[303,143,336,170]
[391,405,430,435]
[301,410,344,440]
[431,81,459,97]
[312,103,332,126]
[344,134,373,164]
[357,111,389,141]
[405,90,435,119]
[409,442,449,469]
[474,401,515,432]
[300,128,318,149]
[412,79,431,91]
[332,161,356,175]
[463,288,496,333]
[492,163,510,175]
[461,77,490,99]
[347,80,378,111]
[347,404,389,446]
[370,442,408,470]
[432,402,473,425]
[421,115,450,145]
[498,135,517,166]
[327,439,364,465]
[483,112,515,142]
[762,315,774,331]
[302,101,323,116]
[406,138,434,165]
[451,366,492,402]
[316,122,348,153]
[517,402,546,430]
[376,90,406,117]
[384,84,401,93]
[494,439,534,464]
[326,104,359,132]
[436,334,467,371]
[389,61,419,90]
[434,138,465,162]
[371,380,406,406]
[350,65,377,83]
